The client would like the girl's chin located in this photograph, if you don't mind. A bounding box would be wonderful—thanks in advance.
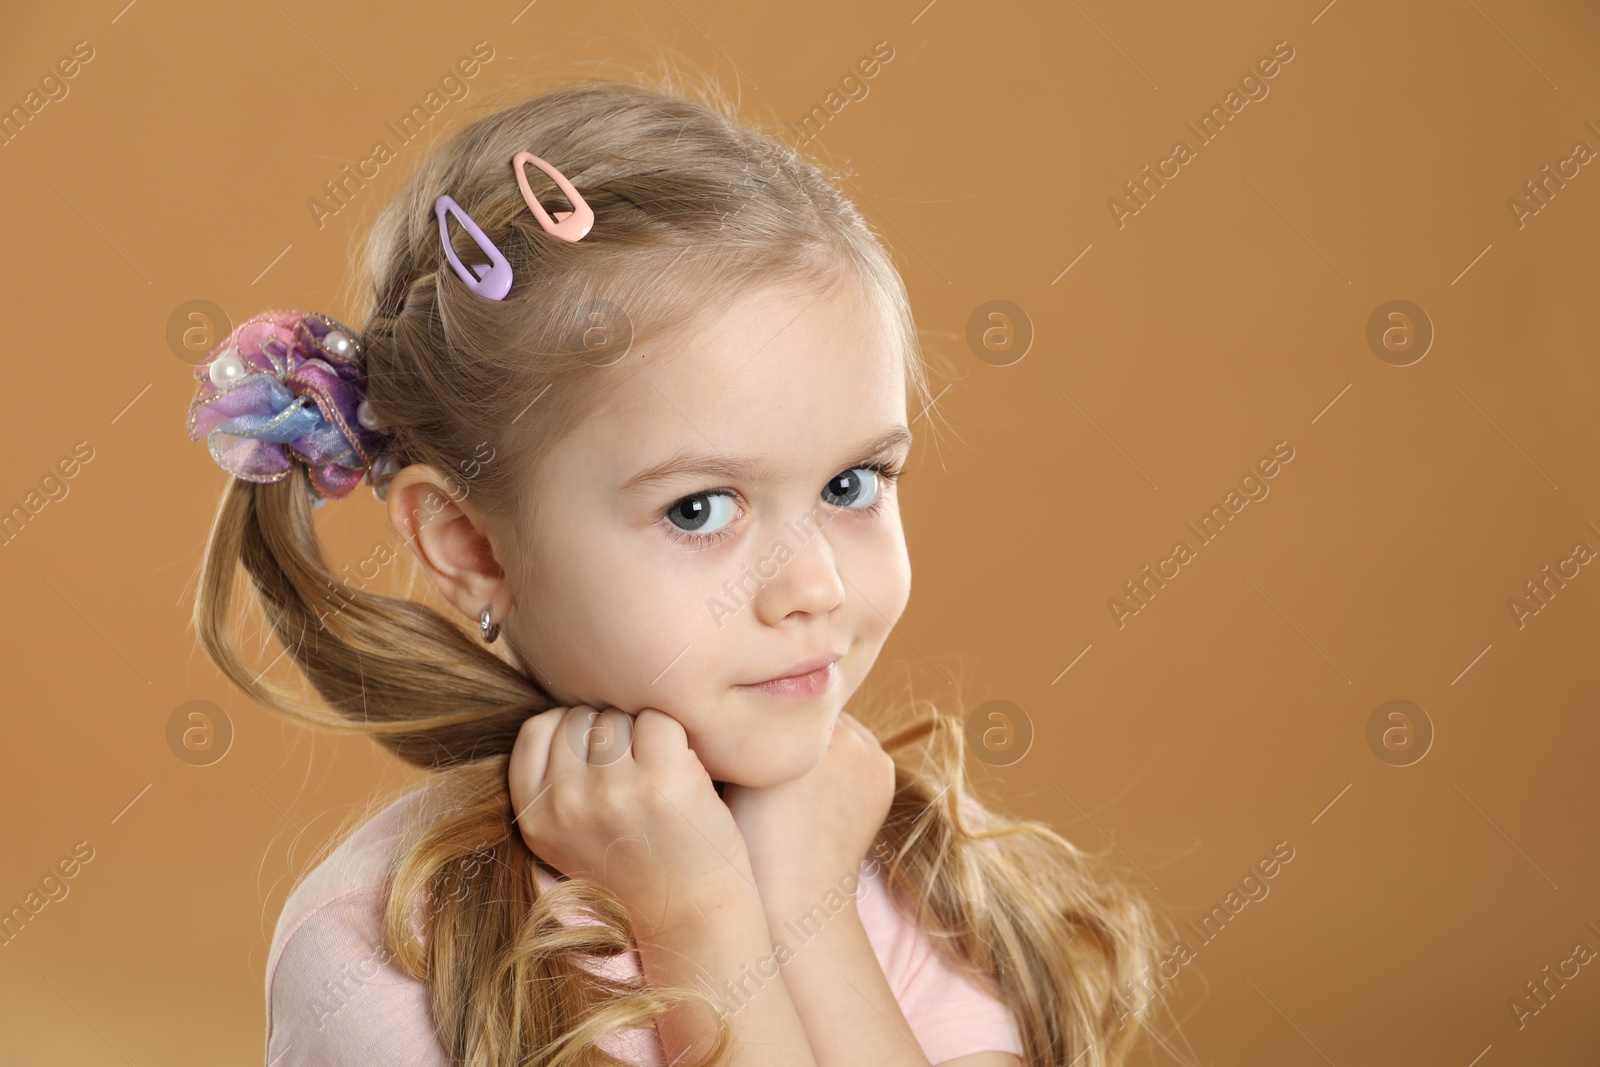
[707,757,824,791]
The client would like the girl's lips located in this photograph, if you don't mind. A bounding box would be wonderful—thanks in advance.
[735,660,836,698]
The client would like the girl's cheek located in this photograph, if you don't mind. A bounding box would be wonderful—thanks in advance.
[859,530,912,629]
[623,585,723,693]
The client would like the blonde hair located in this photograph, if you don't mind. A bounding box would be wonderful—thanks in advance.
[194,67,1172,1066]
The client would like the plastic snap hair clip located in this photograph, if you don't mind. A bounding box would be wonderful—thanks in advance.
[512,151,594,243]
[434,194,513,301]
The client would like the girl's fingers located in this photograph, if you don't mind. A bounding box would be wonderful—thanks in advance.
[508,706,571,821]
[538,704,603,779]
[629,707,689,773]
[507,704,747,912]
[582,707,634,767]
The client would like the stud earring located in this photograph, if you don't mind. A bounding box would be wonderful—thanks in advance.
[480,605,500,643]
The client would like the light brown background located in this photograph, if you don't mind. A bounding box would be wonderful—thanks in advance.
[2,0,1597,1063]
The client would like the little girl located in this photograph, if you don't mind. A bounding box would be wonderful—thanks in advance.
[187,73,1167,1067]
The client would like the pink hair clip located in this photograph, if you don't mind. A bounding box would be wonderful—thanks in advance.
[435,194,513,301]
[512,151,593,242]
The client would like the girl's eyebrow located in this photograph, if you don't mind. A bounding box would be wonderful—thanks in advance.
[618,425,913,493]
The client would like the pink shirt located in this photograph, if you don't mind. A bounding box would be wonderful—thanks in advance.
[264,788,1024,1065]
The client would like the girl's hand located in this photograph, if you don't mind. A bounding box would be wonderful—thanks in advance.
[720,712,897,909]
[507,706,756,938]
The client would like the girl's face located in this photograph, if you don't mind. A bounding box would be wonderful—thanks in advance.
[504,277,913,788]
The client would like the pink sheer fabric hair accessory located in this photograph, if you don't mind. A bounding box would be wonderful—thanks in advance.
[186,309,396,506]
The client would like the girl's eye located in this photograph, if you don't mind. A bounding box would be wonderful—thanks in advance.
[822,466,883,509]
[664,492,739,540]
[658,462,904,548]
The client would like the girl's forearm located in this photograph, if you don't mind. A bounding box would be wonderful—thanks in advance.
[633,874,820,1067]
[757,892,932,1067]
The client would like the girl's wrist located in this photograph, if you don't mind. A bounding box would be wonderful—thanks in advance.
[629,866,765,942]
[757,879,863,935]
[633,869,817,1067]
[752,858,866,917]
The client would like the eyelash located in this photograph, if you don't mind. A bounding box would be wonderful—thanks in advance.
[658,461,905,549]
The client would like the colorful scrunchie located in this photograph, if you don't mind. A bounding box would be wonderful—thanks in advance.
[186,309,394,505]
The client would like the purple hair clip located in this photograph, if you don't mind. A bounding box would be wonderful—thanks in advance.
[435,195,513,301]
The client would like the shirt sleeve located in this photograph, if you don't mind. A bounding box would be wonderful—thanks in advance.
[896,932,1026,1063]
[857,863,1025,1063]
[265,887,451,1067]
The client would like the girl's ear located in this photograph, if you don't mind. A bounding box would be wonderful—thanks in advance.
[385,463,511,626]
